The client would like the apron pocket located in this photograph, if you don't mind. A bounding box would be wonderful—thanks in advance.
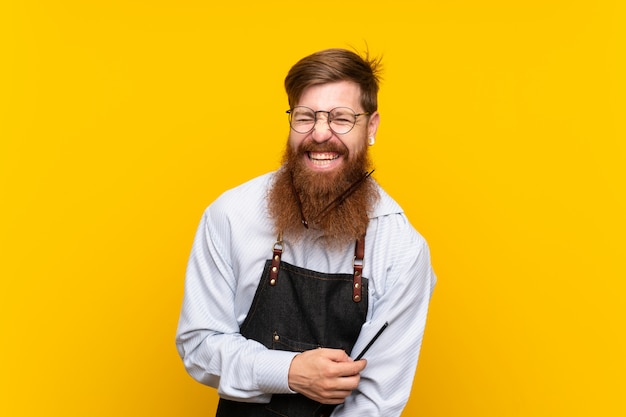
[271,331,324,352]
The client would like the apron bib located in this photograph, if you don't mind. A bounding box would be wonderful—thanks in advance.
[216,238,368,417]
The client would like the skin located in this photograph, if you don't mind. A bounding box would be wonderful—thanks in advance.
[288,80,380,174]
[288,349,367,404]
[286,81,380,404]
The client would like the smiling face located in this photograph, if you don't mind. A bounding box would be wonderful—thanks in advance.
[270,80,381,244]
[287,81,380,177]
[270,50,383,243]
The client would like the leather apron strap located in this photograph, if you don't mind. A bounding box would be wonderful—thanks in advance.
[270,234,366,303]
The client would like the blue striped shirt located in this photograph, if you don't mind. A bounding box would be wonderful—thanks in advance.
[176,172,436,417]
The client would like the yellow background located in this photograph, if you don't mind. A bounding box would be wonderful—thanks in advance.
[1,1,624,416]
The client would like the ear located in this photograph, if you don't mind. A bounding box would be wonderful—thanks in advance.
[367,111,380,140]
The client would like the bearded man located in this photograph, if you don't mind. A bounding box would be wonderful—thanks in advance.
[176,48,436,417]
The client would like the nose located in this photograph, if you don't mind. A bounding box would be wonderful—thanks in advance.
[311,115,333,143]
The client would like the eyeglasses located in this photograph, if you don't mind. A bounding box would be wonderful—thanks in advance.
[286,106,369,135]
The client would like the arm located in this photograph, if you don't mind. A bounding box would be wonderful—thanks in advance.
[175,208,298,402]
[333,217,437,416]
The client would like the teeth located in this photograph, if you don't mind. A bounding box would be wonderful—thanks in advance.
[309,152,339,161]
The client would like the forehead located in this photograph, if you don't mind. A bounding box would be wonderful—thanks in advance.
[297,81,362,110]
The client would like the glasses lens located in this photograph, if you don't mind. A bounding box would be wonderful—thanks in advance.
[289,107,315,133]
[329,107,357,134]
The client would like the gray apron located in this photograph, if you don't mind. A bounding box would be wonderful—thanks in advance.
[216,237,369,417]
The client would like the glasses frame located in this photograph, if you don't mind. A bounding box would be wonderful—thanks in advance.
[286,106,370,135]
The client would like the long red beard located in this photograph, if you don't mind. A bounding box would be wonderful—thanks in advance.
[267,139,378,247]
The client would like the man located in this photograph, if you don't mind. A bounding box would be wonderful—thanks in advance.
[176,48,436,417]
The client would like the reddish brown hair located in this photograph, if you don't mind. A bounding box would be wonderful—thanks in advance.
[284,48,382,113]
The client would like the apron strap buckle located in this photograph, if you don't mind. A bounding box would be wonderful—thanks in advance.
[270,235,283,286]
[353,236,365,302]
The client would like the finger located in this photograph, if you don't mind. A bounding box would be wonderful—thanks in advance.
[318,390,353,404]
[335,359,367,377]
[336,374,361,391]
[319,348,352,362]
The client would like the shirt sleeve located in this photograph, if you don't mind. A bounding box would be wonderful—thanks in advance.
[333,215,436,417]
[175,207,298,402]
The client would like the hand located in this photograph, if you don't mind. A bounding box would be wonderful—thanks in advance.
[287,348,367,404]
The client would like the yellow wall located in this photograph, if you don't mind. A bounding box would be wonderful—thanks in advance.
[1,1,624,416]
